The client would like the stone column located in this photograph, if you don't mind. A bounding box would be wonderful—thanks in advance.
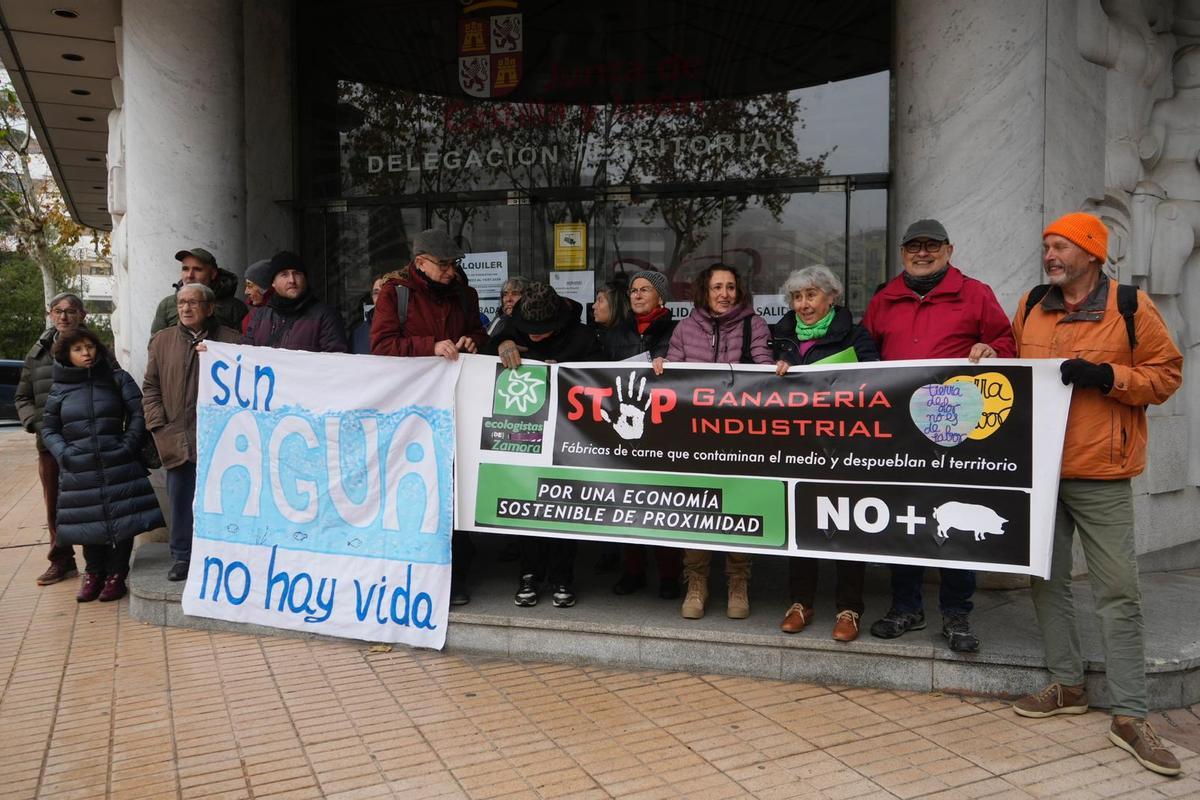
[117,0,246,379]
[891,0,1107,314]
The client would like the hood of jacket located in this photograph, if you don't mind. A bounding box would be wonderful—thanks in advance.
[690,300,756,332]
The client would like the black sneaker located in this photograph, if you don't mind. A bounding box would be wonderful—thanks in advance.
[942,613,981,653]
[658,579,681,600]
[449,583,471,606]
[551,584,576,608]
[869,608,926,639]
[514,574,539,607]
[167,560,190,581]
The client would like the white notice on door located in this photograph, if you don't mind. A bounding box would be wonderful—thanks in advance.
[549,271,595,322]
[461,251,508,300]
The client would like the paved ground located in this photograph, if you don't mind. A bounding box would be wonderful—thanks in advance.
[2,427,1199,799]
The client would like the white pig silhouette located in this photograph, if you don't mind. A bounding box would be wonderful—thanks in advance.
[931,502,1007,542]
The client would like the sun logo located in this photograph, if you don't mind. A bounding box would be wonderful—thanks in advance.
[494,366,547,416]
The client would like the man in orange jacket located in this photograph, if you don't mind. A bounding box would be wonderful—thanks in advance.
[1011,212,1183,776]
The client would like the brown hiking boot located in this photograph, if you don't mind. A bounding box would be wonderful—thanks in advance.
[1109,715,1181,776]
[1012,683,1089,718]
[681,577,707,620]
[726,576,749,619]
[37,560,78,586]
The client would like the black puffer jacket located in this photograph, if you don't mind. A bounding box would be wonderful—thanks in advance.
[601,313,676,361]
[15,326,117,451]
[41,360,165,546]
[771,306,880,366]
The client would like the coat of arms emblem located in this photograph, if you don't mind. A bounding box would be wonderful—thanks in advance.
[458,2,523,98]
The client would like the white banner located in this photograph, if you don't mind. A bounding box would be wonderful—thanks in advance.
[182,343,459,648]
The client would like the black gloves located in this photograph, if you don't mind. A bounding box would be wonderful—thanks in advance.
[1060,359,1114,392]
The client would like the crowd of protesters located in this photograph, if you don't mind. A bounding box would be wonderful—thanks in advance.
[12,213,1184,776]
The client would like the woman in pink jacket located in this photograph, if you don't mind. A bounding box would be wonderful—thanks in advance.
[653,263,772,620]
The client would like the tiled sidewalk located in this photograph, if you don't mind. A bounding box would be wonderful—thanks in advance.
[1,429,1197,799]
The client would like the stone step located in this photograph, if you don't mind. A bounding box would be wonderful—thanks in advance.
[128,540,1200,709]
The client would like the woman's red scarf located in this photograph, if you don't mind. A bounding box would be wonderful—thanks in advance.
[635,305,670,334]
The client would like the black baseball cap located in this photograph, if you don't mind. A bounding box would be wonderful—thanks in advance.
[900,219,950,245]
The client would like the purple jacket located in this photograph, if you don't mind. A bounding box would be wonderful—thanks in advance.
[666,302,773,364]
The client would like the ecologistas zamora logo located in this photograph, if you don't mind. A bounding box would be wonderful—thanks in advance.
[481,364,549,453]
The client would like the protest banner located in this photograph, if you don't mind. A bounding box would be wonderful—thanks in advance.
[181,342,459,648]
[456,358,1072,577]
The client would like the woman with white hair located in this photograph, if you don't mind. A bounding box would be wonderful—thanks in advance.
[772,265,879,642]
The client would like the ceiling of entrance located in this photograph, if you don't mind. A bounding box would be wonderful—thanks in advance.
[0,1,118,231]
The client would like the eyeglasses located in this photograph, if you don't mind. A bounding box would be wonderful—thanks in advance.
[903,240,946,254]
[629,286,657,296]
[176,299,211,308]
[420,255,459,269]
[50,308,81,317]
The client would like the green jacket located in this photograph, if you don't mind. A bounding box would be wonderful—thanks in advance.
[150,267,248,334]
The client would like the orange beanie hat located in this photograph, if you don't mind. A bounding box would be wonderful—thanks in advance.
[1042,212,1107,263]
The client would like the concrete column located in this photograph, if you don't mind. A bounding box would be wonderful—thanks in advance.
[117,0,246,379]
[891,0,1107,314]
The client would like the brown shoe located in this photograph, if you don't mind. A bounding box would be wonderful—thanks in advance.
[726,576,749,619]
[832,610,860,642]
[37,561,78,586]
[780,603,814,633]
[1012,683,1089,718]
[1109,715,1181,776]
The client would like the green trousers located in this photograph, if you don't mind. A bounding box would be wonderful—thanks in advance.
[1030,478,1146,718]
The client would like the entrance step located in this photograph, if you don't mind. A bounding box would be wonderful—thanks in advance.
[127,541,1200,709]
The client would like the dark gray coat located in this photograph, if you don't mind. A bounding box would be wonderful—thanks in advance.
[41,361,165,547]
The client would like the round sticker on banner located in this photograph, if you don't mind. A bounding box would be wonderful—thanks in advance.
[943,372,1014,440]
[908,382,984,447]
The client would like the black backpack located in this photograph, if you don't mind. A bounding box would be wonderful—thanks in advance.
[1022,283,1138,350]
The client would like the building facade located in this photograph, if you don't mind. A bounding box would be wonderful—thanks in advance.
[1,0,1197,567]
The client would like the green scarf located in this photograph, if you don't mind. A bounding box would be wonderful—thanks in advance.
[795,308,835,341]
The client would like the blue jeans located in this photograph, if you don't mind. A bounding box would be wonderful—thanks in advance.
[166,462,197,563]
[890,565,975,616]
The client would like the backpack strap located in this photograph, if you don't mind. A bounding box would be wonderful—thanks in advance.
[1116,283,1138,350]
[1022,284,1052,323]
[394,284,409,327]
[740,316,754,364]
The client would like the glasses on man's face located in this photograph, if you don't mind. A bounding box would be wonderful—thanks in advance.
[422,255,459,270]
[50,308,81,318]
[176,299,210,309]
[903,240,946,254]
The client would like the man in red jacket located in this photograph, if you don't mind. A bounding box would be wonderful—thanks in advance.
[371,229,486,605]
[862,219,1016,653]
[370,230,486,359]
